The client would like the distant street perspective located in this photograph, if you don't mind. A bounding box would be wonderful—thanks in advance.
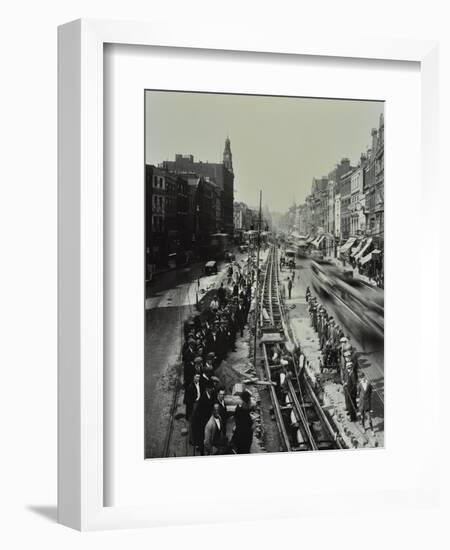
[145,91,384,458]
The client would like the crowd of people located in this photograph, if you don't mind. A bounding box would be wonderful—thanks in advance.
[181,260,256,455]
[306,287,375,435]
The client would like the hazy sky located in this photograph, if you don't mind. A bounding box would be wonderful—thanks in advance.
[145,91,383,212]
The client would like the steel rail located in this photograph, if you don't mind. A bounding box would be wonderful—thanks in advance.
[260,243,343,452]
[262,342,291,452]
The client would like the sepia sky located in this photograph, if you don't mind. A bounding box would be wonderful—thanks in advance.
[145,91,384,213]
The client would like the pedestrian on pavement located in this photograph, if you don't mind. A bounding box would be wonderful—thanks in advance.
[232,390,254,454]
[287,277,292,299]
[185,372,201,422]
[217,282,226,308]
[236,299,246,337]
[194,380,216,454]
[358,373,374,435]
[204,403,228,455]
[215,388,228,433]
[305,286,311,302]
[343,362,358,421]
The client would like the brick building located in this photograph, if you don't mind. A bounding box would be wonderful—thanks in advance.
[160,137,234,235]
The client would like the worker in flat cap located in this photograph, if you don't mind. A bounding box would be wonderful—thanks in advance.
[343,361,358,421]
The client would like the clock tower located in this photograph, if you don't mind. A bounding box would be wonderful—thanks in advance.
[223,136,233,173]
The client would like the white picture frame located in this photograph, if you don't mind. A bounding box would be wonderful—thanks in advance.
[58,18,440,531]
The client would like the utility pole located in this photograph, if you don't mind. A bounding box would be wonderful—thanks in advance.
[253,190,262,370]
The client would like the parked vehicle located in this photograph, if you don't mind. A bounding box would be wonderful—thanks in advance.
[204,260,218,275]
[224,250,235,261]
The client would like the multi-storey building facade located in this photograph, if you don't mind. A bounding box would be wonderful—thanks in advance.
[145,165,166,269]
[160,138,234,234]
[349,159,366,237]
[145,165,191,269]
[334,193,341,239]
[364,114,384,250]
[339,169,353,241]
[298,204,308,235]
[291,124,383,273]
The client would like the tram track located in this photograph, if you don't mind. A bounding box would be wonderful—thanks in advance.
[259,244,345,452]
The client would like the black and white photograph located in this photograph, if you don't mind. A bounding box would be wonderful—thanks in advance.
[144,90,384,459]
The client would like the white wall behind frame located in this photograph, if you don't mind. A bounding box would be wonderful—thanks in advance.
[0,0,447,545]
[104,43,426,514]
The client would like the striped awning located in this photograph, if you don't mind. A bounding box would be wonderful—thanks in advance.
[312,235,324,248]
[355,238,373,260]
[339,237,356,253]
[360,248,382,265]
[350,239,364,257]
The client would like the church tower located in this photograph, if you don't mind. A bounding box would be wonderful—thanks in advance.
[223,136,233,173]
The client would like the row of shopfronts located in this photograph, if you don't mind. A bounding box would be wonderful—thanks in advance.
[298,232,384,287]
[336,235,383,287]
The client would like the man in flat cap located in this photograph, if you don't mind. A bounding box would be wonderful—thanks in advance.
[343,361,358,421]
[358,372,374,435]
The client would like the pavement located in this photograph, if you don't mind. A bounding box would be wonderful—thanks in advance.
[281,258,384,449]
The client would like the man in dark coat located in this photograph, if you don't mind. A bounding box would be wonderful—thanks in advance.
[186,373,202,449]
[227,313,237,351]
[235,300,246,337]
[216,321,229,361]
[343,363,358,421]
[185,373,202,421]
[182,338,197,390]
[215,388,228,434]
[182,338,196,365]
[358,373,374,434]
[217,282,227,308]
[232,390,253,454]
[205,325,219,357]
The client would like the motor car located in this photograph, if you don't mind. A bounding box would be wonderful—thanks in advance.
[285,249,296,269]
[204,260,218,275]
[224,250,236,261]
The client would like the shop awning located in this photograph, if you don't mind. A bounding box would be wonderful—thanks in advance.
[360,249,381,265]
[312,235,324,248]
[359,249,380,265]
[350,239,364,257]
[360,253,372,265]
[339,237,356,253]
[355,238,373,260]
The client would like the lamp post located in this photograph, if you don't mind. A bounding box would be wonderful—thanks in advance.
[252,190,262,371]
